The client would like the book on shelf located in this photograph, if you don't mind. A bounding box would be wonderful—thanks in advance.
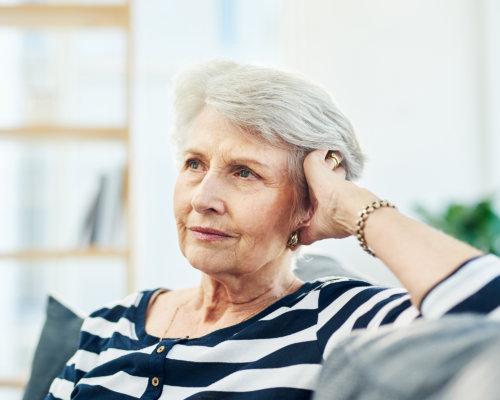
[80,167,124,249]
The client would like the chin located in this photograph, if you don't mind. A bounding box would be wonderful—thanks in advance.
[185,249,235,275]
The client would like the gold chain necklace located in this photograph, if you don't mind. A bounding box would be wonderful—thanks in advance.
[160,279,299,341]
[160,298,191,340]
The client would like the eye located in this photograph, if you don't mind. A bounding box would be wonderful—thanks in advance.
[236,168,257,179]
[186,159,201,170]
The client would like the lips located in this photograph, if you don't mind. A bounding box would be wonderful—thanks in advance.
[189,226,233,242]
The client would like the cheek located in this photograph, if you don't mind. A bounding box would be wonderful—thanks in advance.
[240,193,295,241]
[173,178,190,222]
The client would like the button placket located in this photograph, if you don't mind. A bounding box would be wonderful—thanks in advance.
[143,340,172,399]
[144,338,189,399]
[157,345,165,354]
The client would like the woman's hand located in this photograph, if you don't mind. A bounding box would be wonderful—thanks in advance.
[299,150,378,245]
[299,150,483,308]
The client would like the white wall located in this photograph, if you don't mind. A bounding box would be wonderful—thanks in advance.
[484,0,500,191]
[275,0,497,284]
[132,0,499,289]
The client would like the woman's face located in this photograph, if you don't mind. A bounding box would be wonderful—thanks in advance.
[174,107,299,278]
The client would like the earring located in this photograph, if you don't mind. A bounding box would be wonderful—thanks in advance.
[287,231,299,248]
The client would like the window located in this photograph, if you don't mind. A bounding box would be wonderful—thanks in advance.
[0,1,285,398]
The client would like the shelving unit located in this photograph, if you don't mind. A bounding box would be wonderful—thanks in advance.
[0,378,25,390]
[0,126,128,140]
[0,248,128,260]
[0,1,135,392]
[0,4,129,27]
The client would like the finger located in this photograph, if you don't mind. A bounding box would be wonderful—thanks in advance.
[303,150,331,187]
[301,150,348,245]
[333,165,347,179]
[326,152,346,179]
[325,150,343,170]
[303,150,346,190]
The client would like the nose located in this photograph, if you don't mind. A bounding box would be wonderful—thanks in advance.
[191,171,226,215]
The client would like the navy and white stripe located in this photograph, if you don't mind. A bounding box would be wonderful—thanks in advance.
[46,255,500,400]
[421,254,500,318]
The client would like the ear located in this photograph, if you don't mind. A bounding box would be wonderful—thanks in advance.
[297,203,313,230]
[288,206,313,252]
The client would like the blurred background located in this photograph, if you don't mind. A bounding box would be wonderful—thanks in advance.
[1,0,499,397]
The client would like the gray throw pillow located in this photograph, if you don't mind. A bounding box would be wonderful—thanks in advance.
[294,252,366,282]
[23,296,84,400]
[313,315,500,400]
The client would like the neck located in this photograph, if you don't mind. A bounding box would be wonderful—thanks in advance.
[193,256,301,323]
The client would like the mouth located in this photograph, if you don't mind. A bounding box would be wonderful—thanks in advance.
[189,226,234,242]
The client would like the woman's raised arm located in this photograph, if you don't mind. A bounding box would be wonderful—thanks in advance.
[300,150,483,308]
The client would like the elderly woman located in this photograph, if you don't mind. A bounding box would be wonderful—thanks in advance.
[47,60,499,400]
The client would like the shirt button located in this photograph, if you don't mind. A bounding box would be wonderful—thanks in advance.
[157,345,165,354]
[152,377,160,387]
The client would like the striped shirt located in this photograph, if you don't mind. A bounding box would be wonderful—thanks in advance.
[46,255,500,400]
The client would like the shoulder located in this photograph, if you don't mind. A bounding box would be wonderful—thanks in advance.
[305,276,373,299]
[79,289,159,348]
[88,289,156,320]
[148,286,197,312]
[280,278,374,314]
[301,277,409,315]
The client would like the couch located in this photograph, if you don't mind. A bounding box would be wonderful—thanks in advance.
[23,253,500,400]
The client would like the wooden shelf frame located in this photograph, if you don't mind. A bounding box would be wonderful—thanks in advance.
[0,4,130,28]
[0,2,135,390]
[0,248,128,261]
[0,0,135,289]
[0,125,129,141]
[0,377,26,389]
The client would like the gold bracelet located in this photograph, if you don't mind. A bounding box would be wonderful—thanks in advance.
[355,200,396,257]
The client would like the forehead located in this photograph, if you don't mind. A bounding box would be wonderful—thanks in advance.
[186,107,289,171]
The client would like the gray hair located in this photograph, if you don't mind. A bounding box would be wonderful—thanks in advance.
[171,60,365,211]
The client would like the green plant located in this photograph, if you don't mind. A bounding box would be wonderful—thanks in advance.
[415,197,500,256]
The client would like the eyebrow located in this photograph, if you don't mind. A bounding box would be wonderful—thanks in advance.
[230,158,273,171]
[184,149,274,171]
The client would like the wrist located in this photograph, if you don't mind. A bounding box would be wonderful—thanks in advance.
[355,200,397,256]
[340,186,379,235]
